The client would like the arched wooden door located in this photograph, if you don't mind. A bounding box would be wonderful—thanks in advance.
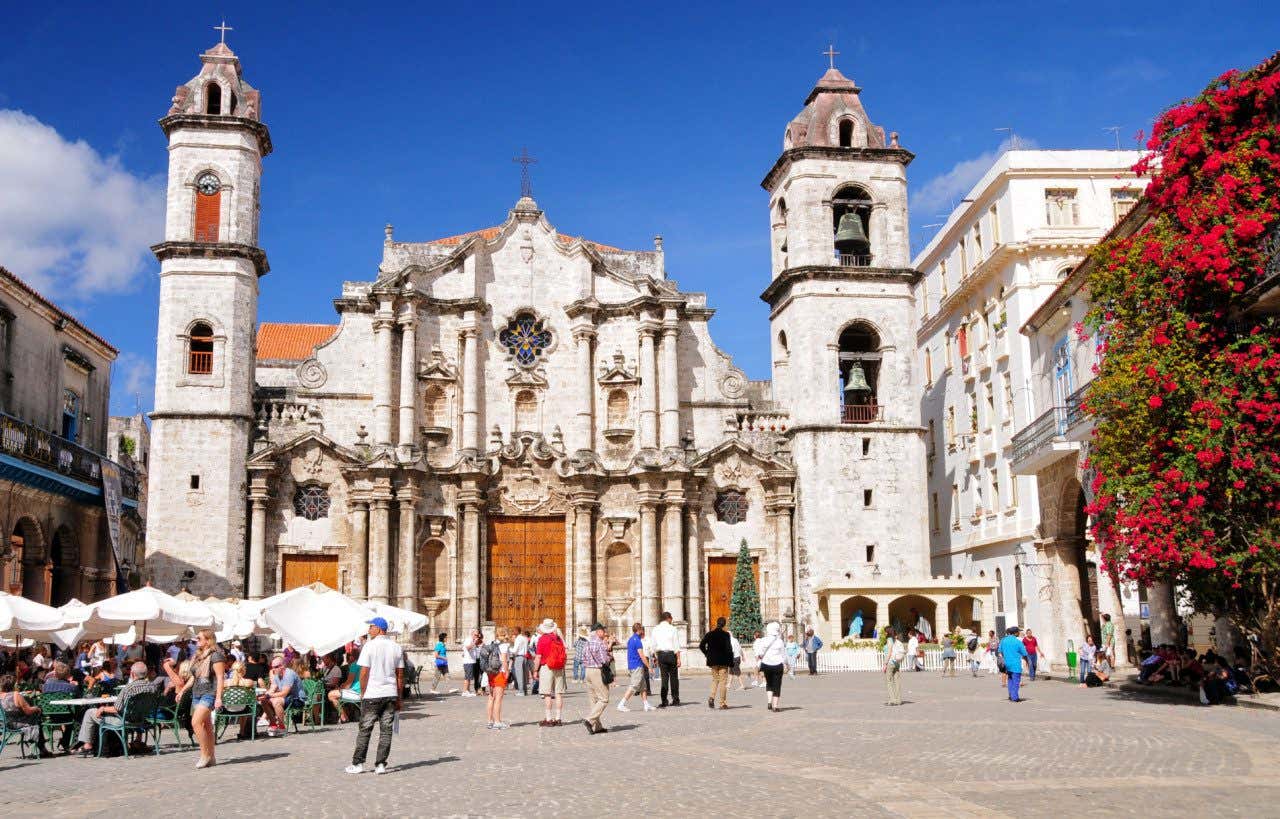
[707,555,757,631]
[486,516,565,630]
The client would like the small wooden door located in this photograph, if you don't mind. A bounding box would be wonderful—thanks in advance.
[282,554,339,591]
[707,555,758,631]
[486,516,565,630]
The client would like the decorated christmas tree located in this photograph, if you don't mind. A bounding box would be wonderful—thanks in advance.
[728,539,763,637]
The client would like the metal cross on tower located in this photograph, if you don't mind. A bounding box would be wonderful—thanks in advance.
[823,44,840,69]
[214,19,233,44]
[513,147,537,199]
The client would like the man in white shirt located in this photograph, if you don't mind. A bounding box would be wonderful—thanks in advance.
[906,629,921,672]
[649,611,683,707]
[511,629,530,695]
[345,617,404,775]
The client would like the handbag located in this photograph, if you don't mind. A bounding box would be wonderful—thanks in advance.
[599,661,615,686]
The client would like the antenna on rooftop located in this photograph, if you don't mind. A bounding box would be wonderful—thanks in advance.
[994,126,1021,151]
[1103,126,1121,150]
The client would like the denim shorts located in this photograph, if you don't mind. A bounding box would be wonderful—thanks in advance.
[192,693,216,710]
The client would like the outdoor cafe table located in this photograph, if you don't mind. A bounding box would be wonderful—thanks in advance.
[58,696,119,707]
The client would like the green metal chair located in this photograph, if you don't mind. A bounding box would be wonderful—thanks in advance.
[38,691,76,753]
[0,707,35,759]
[284,679,325,732]
[214,686,257,741]
[149,690,192,752]
[97,691,159,759]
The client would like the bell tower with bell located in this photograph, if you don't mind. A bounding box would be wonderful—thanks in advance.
[759,51,930,614]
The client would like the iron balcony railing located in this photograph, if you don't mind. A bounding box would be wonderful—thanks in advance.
[1064,382,1090,430]
[841,402,884,424]
[0,410,139,501]
[1010,406,1068,464]
[837,253,874,267]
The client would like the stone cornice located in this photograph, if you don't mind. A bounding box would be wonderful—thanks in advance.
[760,264,919,308]
[159,113,273,157]
[761,146,915,191]
[151,241,269,278]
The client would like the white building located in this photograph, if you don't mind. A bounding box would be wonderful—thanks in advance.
[146,42,991,645]
[913,150,1145,663]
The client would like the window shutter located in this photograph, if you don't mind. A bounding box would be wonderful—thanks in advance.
[195,189,221,242]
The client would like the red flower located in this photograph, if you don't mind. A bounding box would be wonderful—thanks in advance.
[1148,395,1164,409]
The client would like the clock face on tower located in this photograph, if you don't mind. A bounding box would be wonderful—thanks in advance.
[196,173,221,196]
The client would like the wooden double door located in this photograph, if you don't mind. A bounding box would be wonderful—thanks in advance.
[282,554,339,591]
[707,555,758,631]
[486,516,565,630]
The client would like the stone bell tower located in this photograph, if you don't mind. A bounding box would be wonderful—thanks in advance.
[146,37,271,597]
[760,57,929,620]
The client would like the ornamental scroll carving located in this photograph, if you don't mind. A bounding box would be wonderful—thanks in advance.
[297,358,328,389]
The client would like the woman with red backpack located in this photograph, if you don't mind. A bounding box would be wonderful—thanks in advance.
[533,619,568,726]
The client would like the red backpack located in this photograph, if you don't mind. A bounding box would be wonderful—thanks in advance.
[541,634,566,670]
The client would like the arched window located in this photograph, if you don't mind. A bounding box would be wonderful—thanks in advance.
[188,322,214,374]
[293,484,330,521]
[423,385,447,427]
[838,118,855,147]
[205,83,222,115]
[419,540,448,598]
[194,172,221,242]
[61,389,80,442]
[604,542,632,598]
[839,322,881,423]
[832,185,873,265]
[715,489,749,524]
[514,389,538,431]
[606,390,629,428]
[995,567,1006,612]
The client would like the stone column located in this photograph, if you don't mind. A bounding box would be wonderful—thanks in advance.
[458,492,481,636]
[460,325,480,452]
[934,595,951,637]
[660,312,680,449]
[368,496,391,603]
[397,313,418,452]
[572,496,596,629]
[373,298,396,447]
[638,491,661,626]
[874,597,888,640]
[247,495,268,599]
[1094,562,1128,665]
[638,323,659,449]
[573,327,595,452]
[1147,580,1178,646]
[771,503,795,619]
[349,500,369,599]
[395,486,418,611]
[684,505,703,639]
[661,491,684,621]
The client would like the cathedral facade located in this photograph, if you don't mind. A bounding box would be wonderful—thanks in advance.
[147,42,951,644]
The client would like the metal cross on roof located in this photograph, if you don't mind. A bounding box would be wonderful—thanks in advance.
[513,147,537,199]
[214,19,233,44]
[824,44,840,69]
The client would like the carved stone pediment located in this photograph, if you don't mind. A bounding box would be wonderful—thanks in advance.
[505,366,548,388]
[597,349,638,387]
[486,464,570,515]
[418,347,457,382]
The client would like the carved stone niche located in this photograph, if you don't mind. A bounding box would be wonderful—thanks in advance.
[418,347,457,445]
[598,349,638,443]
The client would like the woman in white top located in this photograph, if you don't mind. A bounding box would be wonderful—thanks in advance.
[755,622,788,712]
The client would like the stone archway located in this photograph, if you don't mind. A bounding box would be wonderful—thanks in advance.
[1055,477,1098,643]
[13,517,45,601]
[840,595,876,638]
[948,594,983,634]
[889,594,937,640]
[49,525,77,606]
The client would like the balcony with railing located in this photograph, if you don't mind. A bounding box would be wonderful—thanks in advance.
[0,411,139,503]
[841,402,884,424]
[1010,406,1079,475]
[1063,382,1093,441]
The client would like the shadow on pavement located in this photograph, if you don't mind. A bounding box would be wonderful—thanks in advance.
[0,762,36,773]
[223,752,290,765]
[1102,686,1205,708]
[604,723,639,732]
[394,755,460,772]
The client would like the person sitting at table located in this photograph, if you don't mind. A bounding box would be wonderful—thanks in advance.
[226,660,250,688]
[42,661,79,696]
[258,656,304,736]
[326,650,361,724]
[244,652,269,687]
[73,661,174,757]
[0,674,51,757]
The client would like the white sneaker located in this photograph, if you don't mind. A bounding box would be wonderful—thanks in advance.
[643,702,655,712]
[374,764,387,775]
[345,764,363,774]
[617,702,630,712]
[492,722,509,730]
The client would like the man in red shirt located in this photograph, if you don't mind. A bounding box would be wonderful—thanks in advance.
[533,619,568,726]
[1022,629,1045,680]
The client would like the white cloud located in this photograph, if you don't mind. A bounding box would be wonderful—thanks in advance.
[0,110,164,298]
[909,138,1038,219]
[113,352,154,413]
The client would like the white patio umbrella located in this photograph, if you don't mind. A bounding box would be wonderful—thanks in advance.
[363,601,428,636]
[58,586,218,647]
[0,592,67,645]
[259,582,374,655]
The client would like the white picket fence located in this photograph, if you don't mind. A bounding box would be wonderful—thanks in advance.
[817,647,964,673]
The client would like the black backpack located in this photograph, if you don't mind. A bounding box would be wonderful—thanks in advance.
[966,636,980,653]
[476,641,503,675]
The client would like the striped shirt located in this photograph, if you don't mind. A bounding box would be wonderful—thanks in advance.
[582,634,612,668]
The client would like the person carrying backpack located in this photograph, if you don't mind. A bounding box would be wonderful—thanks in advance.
[478,628,510,729]
[533,619,568,726]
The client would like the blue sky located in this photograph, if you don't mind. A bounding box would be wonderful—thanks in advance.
[1,2,1277,416]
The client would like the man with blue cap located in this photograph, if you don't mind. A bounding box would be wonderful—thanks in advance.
[346,616,404,775]
[1000,626,1029,703]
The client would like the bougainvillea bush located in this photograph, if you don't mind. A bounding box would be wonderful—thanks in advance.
[1084,53,1280,676]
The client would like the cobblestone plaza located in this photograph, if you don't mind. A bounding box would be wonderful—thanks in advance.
[2,672,1274,817]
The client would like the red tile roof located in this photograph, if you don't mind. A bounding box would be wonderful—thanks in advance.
[427,226,622,253]
[256,323,337,361]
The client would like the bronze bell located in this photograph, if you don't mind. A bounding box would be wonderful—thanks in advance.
[843,361,871,396]
[834,212,870,255]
